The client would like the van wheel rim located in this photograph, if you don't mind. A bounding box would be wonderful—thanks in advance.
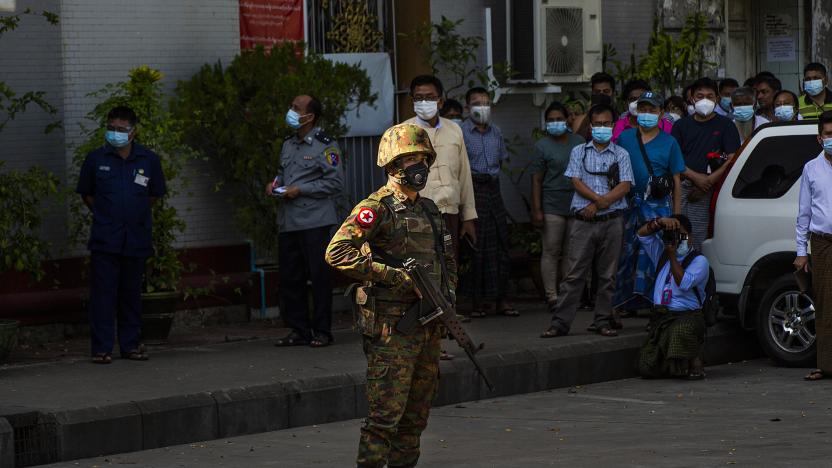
[768,291,816,354]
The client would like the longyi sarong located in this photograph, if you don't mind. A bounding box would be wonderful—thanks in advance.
[811,234,832,374]
[638,309,705,378]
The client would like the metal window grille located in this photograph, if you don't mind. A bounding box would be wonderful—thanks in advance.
[8,412,59,467]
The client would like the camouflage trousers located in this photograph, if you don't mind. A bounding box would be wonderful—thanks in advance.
[357,313,442,468]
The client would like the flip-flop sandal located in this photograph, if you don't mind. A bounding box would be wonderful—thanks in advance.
[275,333,308,347]
[309,336,332,348]
[541,327,568,338]
[497,308,520,317]
[91,353,112,364]
[687,369,706,380]
[469,310,488,318]
[440,350,455,360]
[805,369,825,381]
[597,327,618,337]
[123,350,149,361]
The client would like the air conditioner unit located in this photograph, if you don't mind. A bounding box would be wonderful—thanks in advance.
[506,0,602,84]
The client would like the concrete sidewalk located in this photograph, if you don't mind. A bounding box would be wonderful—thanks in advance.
[0,303,761,467]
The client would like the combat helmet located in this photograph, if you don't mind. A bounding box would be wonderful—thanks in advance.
[376,123,436,168]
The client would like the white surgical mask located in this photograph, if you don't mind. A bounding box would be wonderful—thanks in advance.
[694,98,716,117]
[470,105,491,124]
[686,104,696,116]
[667,112,682,123]
[628,100,639,116]
[414,100,438,121]
[676,239,690,257]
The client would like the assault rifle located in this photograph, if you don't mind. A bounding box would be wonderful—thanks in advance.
[397,258,494,391]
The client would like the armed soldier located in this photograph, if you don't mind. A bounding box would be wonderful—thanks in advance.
[325,123,456,468]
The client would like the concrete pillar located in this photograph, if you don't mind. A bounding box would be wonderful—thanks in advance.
[811,0,832,66]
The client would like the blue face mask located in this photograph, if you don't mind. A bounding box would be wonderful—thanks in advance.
[637,112,660,129]
[285,109,305,129]
[105,130,130,148]
[774,105,795,122]
[545,121,568,136]
[805,79,824,97]
[733,105,754,122]
[720,96,732,111]
[591,126,613,144]
[676,239,690,257]
[823,137,832,154]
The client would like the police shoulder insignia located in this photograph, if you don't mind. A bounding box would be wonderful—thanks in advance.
[355,206,378,228]
[324,146,341,167]
[315,131,333,144]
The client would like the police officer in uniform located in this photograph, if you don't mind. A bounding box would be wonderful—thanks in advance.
[325,123,456,467]
[268,94,344,348]
[76,105,166,364]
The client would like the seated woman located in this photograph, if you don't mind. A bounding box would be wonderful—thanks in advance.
[636,215,710,380]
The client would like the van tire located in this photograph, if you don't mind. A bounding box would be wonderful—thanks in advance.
[756,274,816,367]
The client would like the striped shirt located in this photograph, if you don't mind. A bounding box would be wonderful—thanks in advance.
[461,119,508,176]
[564,140,634,215]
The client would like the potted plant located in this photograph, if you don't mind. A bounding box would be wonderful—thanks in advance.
[508,223,545,298]
[70,66,193,342]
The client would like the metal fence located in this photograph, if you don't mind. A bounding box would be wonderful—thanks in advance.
[307,0,396,204]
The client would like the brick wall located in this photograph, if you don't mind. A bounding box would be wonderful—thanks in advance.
[57,0,244,252]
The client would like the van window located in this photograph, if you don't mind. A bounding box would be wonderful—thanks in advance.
[732,134,821,199]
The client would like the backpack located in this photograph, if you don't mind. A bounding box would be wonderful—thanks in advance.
[657,250,719,326]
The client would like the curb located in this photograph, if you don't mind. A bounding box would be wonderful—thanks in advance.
[5,322,760,465]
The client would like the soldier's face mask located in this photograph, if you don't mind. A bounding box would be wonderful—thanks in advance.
[399,161,429,191]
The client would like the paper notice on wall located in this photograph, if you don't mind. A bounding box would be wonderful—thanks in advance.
[764,14,792,37]
[323,53,394,137]
[767,37,796,62]
[239,0,304,50]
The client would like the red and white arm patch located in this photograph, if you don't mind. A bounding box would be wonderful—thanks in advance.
[355,207,377,228]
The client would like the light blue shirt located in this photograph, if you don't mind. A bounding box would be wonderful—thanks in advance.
[796,152,832,256]
[639,233,710,312]
[564,140,634,215]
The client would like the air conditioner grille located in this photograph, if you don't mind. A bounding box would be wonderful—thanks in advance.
[545,7,583,75]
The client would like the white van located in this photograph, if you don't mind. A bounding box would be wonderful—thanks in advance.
[703,120,822,367]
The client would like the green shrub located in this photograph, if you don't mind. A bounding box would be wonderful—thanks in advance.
[172,43,375,256]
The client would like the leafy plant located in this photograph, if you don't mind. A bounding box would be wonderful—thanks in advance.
[69,66,195,292]
[0,8,61,282]
[638,12,716,95]
[407,16,510,101]
[172,43,375,257]
[0,162,60,281]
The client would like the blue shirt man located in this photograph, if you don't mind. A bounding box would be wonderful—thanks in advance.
[617,128,686,200]
[75,106,166,363]
[639,231,709,311]
[564,140,634,215]
[460,118,508,176]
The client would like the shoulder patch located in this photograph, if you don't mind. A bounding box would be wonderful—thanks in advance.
[356,207,378,228]
[324,146,341,167]
[315,131,334,145]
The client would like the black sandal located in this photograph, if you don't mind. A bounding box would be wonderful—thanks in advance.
[805,369,825,381]
[122,348,149,361]
[309,336,332,348]
[91,353,112,364]
[275,332,308,347]
[540,327,568,338]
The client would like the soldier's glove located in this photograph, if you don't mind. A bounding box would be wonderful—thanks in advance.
[384,267,416,296]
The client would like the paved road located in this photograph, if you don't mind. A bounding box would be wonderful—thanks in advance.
[48,359,831,468]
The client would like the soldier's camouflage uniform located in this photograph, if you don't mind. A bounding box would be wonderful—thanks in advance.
[325,124,456,468]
